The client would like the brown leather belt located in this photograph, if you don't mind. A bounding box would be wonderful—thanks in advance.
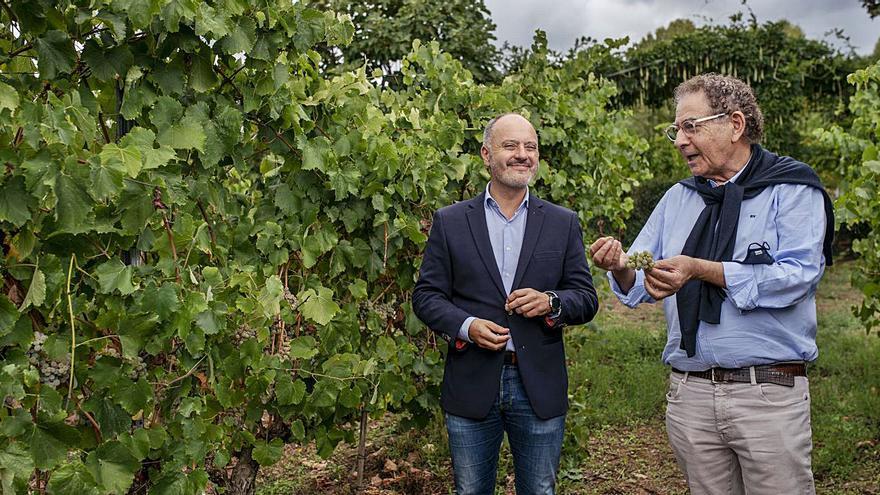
[503,351,518,366]
[672,363,807,387]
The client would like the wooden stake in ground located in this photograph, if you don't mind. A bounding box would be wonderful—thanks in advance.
[356,408,368,490]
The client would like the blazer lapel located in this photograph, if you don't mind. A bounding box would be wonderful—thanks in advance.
[512,196,545,290]
[466,193,506,298]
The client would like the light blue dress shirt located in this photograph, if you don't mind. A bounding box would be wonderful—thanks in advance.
[609,166,828,371]
[458,183,529,352]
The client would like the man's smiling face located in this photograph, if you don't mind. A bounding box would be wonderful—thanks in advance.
[482,114,539,192]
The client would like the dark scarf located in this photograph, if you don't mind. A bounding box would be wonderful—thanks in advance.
[676,144,834,357]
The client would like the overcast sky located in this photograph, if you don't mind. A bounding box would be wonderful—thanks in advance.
[483,0,879,55]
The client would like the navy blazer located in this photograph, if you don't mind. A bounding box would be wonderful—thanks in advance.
[413,192,598,419]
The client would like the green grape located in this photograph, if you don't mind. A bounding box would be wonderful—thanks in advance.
[626,250,656,271]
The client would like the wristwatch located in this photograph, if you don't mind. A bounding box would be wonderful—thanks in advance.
[545,291,561,318]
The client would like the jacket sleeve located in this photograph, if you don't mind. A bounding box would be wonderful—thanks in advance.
[553,212,599,327]
[412,210,472,343]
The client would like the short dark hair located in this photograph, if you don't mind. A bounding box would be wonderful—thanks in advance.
[674,73,765,143]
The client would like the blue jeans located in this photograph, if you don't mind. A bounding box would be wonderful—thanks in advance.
[445,365,565,495]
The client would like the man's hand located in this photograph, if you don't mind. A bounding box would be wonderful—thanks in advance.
[589,236,628,271]
[505,288,551,318]
[644,255,696,300]
[468,319,510,351]
[590,236,636,293]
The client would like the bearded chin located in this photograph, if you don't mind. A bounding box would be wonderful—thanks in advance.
[498,172,533,189]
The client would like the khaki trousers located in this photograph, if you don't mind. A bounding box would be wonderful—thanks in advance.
[665,371,815,495]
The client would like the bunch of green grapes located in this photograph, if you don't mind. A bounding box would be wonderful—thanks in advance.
[626,251,655,271]
[233,324,257,345]
[27,332,71,388]
[129,356,148,381]
[359,295,399,322]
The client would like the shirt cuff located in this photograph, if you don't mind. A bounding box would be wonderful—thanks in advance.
[607,270,651,307]
[458,316,476,342]
[722,261,758,310]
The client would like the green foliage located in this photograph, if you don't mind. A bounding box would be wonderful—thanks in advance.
[815,62,880,332]
[307,0,501,84]
[862,0,880,18]
[0,3,645,494]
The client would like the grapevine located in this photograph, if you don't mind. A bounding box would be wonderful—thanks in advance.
[0,3,648,494]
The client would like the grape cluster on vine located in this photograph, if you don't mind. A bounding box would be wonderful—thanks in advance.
[129,356,147,381]
[359,295,399,323]
[626,251,656,271]
[233,324,257,345]
[98,346,147,380]
[273,317,291,357]
[27,331,71,388]
[283,288,298,308]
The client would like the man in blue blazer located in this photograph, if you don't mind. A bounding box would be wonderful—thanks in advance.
[413,113,599,494]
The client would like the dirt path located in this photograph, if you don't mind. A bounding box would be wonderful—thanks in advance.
[257,420,689,494]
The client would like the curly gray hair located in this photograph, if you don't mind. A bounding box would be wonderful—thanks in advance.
[674,73,765,144]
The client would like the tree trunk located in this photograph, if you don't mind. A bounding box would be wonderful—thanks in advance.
[228,447,260,495]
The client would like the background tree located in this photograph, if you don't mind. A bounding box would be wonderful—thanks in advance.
[635,19,697,49]
[862,0,880,18]
[307,0,501,84]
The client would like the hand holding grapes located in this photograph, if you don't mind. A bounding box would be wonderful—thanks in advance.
[644,255,698,300]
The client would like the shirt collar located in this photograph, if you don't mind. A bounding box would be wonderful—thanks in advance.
[709,151,753,188]
[485,182,530,212]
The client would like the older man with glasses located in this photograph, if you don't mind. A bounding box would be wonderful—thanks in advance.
[590,74,834,494]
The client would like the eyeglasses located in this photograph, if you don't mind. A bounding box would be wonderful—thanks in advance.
[664,113,727,141]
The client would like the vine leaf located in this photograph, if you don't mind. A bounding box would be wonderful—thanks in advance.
[53,173,93,234]
[100,143,143,178]
[0,442,33,494]
[82,42,134,82]
[0,176,35,227]
[288,336,318,360]
[252,438,284,466]
[158,116,207,151]
[0,81,18,111]
[34,30,76,79]
[18,267,46,311]
[46,461,100,495]
[95,260,137,295]
[298,287,340,326]
[28,422,79,469]
[84,441,140,494]
[257,276,284,319]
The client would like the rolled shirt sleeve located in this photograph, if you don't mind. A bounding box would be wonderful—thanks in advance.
[722,185,827,311]
[608,269,655,307]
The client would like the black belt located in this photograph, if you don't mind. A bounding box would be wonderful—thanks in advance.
[672,362,806,387]
[503,351,517,366]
